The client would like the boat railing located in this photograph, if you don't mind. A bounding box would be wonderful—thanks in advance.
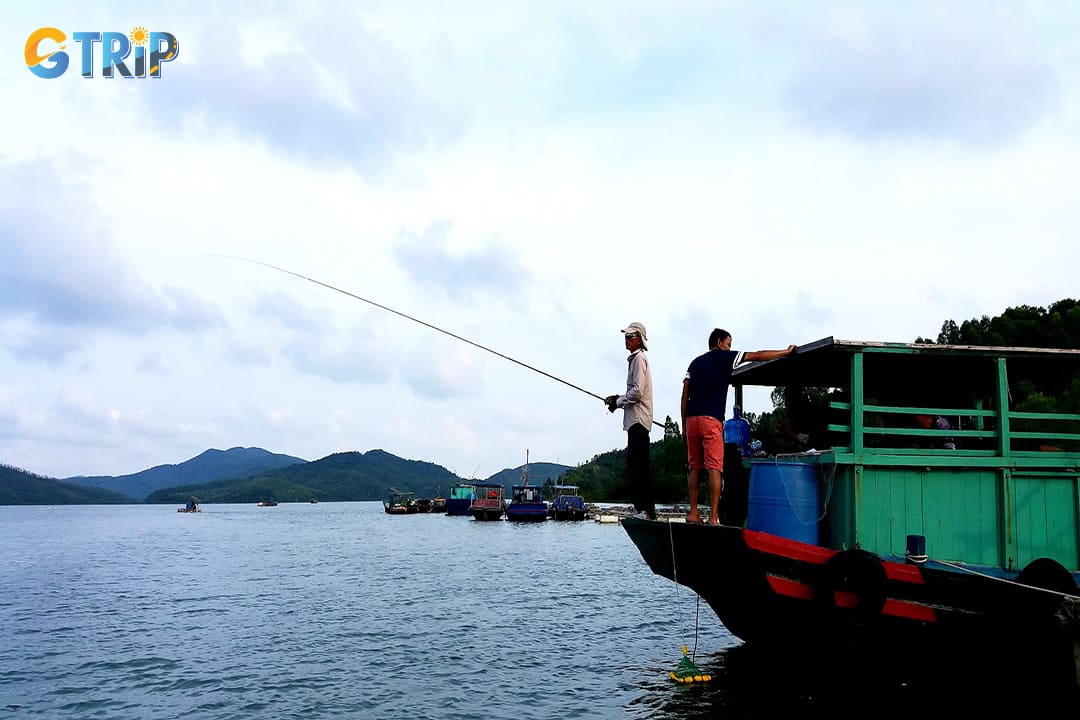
[825,400,1080,460]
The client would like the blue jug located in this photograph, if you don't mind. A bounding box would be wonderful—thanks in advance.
[724,406,752,456]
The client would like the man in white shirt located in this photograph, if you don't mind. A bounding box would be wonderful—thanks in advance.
[605,321,656,520]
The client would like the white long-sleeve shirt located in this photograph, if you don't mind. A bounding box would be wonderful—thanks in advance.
[617,349,653,432]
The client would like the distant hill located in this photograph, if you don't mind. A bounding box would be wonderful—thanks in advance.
[6,446,577,507]
[0,464,129,505]
[144,449,462,504]
[65,447,307,501]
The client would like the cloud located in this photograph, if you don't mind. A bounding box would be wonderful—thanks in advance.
[137,10,463,175]
[784,9,1057,146]
[0,160,226,361]
[393,221,530,301]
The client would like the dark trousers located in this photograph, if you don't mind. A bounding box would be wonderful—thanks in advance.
[717,442,749,526]
[627,423,655,518]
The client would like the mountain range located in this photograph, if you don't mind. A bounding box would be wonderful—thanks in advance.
[0,447,574,505]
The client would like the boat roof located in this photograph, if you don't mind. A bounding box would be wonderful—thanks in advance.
[552,484,580,490]
[471,482,504,489]
[731,336,1080,389]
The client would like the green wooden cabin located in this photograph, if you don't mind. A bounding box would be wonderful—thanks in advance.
[731,338,1080,576]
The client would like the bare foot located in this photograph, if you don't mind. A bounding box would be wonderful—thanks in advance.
[707,517,720,526]
[686,512,702,524]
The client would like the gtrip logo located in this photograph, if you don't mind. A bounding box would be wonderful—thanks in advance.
[25,26,179,79]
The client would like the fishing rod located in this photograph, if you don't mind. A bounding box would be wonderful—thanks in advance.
[212,254,664,427]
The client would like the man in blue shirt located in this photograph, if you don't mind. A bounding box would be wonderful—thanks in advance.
[682,329,795,525]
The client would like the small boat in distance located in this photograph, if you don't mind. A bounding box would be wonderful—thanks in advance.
[446,483,476,516]
[177,496,200,513]
[505,451,548,522]
[432,491,447,513]
[505,484,548,522]
[549,485,587,520]
[384,489,417,515]
[257,500,278,507]
[469,482,506,521]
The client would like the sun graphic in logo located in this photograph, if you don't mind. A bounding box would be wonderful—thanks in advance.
[129,26,150,46]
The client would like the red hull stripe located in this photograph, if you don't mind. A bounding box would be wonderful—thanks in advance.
[884,563,925,584]
[743,530,925,585]
[766,574,813,599]
[743,529,833,563]
[766,574,937,622]
[882,598,937,621]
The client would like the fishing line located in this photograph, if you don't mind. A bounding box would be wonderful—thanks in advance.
[212,254,662,426]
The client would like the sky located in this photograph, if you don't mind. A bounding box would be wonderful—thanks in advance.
[3,1,1079,480]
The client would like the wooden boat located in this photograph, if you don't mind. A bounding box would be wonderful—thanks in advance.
[177,497,200,512]
[504,450,547,522]
[384,489,417,515]
[549,484,588,520]
[505,484,548,522]
[446,483,476,516]
[469,482,506,521]
[417,487,446,513]
[622,337,1080,689]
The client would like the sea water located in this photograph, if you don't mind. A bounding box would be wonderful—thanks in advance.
[0,503,1070,718]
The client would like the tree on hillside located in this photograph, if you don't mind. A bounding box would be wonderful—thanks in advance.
[750,298,1080,452]
[917,298,1080,348]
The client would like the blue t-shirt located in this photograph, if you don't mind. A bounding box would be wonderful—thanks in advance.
[683,349,745,421]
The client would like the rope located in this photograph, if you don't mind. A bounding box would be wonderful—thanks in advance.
[930,558,1080,599]
[669,519,682,634]
[668,519,703,663]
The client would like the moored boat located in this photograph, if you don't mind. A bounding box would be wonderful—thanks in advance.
[505,484,548,522]
[445,483,476,516]
[384,489,417,514]
[549,484,587,520]
[469,482,506,521]
[622,336,1080,688]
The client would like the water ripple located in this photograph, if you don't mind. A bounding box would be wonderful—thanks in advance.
[0,503,737,719]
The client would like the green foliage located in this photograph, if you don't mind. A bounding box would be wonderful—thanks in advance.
[920,299,1080,349]
[145,449,462,504]
[919,298,1080,415]
[559,415,690,503]
[0,464,129,505]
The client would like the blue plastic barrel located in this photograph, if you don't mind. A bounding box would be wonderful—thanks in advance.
[747,461,820,544]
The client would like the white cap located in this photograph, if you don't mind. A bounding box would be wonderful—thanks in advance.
[621,322,648,350]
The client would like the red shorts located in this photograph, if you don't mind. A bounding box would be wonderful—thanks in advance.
[686,416,725,471]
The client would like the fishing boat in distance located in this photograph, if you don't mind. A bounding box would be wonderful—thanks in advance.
[257,500,278,507]
[384,489,417,515]
[505,450,548,522]
[622,336,1080,689]
[505,484,548,522]
[177,496,200,513]
[469,482,506,521]
[549,485,588,521]
[445,483,476,516]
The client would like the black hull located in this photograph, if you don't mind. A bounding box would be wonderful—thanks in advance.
[621,518,1080,687]
[551,509,587,521]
